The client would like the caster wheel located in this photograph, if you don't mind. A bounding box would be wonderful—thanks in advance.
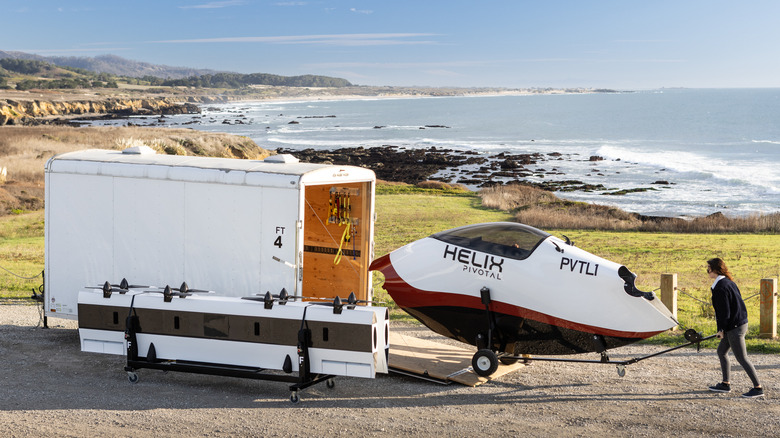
[472,349,499,377]
[616,365,626,378]
[326,378,335,389]
[127,372,139,383]
[290,392,300,404]
[499,356,519,365]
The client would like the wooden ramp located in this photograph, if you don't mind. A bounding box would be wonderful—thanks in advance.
[388,330,526,387]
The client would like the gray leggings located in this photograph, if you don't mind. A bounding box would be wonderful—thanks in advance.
[717,323,761,387]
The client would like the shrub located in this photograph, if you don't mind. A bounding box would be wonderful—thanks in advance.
[416,180,469,191]
[479,183,558,211]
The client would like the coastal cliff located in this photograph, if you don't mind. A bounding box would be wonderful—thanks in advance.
[0,97,200,125]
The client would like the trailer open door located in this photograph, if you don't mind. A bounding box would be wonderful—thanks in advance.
[301,181,373,302]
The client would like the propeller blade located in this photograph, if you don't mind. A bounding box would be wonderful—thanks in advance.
[86,281,129,297]
[107,279,150,289]
[171,281,211,293]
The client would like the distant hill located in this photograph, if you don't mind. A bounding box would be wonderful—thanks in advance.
[0,50,219,79]
[0,50,352,88]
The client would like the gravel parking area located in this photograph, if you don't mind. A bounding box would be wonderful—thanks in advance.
[1,304,778,437]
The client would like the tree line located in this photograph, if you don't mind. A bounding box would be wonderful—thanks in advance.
[0,58,119,90]
[0,57,352,90]
[150,72,352,88]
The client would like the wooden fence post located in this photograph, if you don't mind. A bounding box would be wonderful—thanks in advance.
[660,273,678,328]
[759,278,777,339]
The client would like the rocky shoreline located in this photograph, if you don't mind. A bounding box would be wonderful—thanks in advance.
[277,145,666,195]
[0,89,666,200]
[0,86,607,127]
[0,96,201,126]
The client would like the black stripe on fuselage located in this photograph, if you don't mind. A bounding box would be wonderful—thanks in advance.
[403,306,640,355]
[78,303,375,353]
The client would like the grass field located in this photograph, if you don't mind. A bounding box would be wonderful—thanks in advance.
[2,186,779,352]
[0,210,44,300]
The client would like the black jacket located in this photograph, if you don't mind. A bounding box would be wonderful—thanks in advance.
[711,277,748,332]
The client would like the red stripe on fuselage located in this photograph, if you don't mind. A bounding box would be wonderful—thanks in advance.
[375,260,663,340]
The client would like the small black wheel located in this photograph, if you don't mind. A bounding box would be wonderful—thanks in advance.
[127,372,139,383]
[290,392,300,404]
[326,378,335,389]
[499,356,519,365]
[472,349,499,377]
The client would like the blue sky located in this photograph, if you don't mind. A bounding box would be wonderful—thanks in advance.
[3,0,780,89]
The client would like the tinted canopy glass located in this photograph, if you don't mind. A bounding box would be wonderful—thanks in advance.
[431,222,550,260]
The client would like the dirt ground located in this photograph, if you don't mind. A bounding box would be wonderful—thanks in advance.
[1,304,778,437]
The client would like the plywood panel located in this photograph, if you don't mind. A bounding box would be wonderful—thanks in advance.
[302,182,369,301]
[389,330,526,387]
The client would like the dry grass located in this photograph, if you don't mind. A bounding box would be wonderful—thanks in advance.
[0,125,272,215]
[480,183,780,233]
[479,183,558,210]
[0,125,271,183]
[415,180,469,191]
[515,204,643,230]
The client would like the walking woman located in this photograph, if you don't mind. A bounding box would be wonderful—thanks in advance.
[706,258,764,398]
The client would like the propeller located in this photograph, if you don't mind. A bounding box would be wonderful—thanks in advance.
[85,281,129,298]
[241,290,381,311]
[115,278,151,289]
[160,285,200,302]
[135,284,208,302]
[86,278,158,298]
[344,291,380,306]
[241,288,301,309]
[171,281,212,294]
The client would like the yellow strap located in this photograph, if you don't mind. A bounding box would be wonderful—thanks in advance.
[333,222,351,265]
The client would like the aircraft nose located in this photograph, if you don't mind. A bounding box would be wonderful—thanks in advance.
[369,253,392,272]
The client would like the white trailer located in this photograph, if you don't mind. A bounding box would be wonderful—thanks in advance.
[44,147,377,319]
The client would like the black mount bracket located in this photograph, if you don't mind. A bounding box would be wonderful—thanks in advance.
[122,301,335,403]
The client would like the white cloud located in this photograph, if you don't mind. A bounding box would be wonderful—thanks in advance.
[12,47,132,55]
[179,0,245,10]
[153,33,439,46]
[350,8,372,14]
[614,39,674,43]
[306,60,491,69]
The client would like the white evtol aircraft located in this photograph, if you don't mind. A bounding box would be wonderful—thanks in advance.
[370,222,683,377]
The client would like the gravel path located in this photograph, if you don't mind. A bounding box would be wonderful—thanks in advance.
[1,304,778,437]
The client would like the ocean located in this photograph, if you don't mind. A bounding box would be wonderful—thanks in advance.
[82,88,780,218]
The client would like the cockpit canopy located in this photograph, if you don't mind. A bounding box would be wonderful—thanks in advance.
[431,222,550,260]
